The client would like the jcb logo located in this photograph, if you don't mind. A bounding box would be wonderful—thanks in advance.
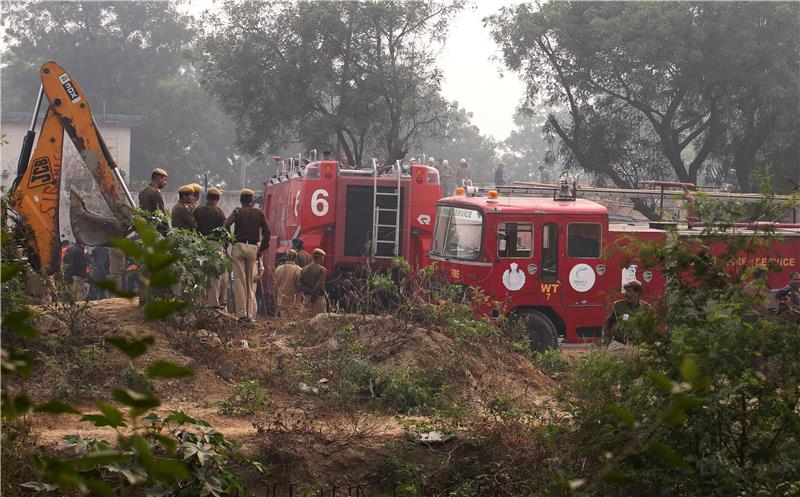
[58,73,81,103]
[27,157,54,189]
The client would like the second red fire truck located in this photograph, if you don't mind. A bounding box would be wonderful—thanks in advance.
[429,184,800,349]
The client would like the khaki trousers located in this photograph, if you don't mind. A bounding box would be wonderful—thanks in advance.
[231,242,258,318]
[206,241,228,307]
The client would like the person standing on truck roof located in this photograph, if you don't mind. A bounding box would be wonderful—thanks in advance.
[787,271,800,306]
[602,279,652,349]
[225,188,271,322]
[171,185,198,231]
[298,248,327,316]
[139,168,168,213]
[195,187,228,308]
[274,249,303,318]
[494,163,506,187]
[292,238,312,268]
[457,158,470,186]
[439,159,453,197]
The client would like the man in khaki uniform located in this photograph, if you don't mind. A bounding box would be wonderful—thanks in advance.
[188,183,203,213]
[225,188,271,321]
[602,279,652,348]
[274,250,303,318]
[171,185,198,231]
[298,248,327,315]
[292,238,312,267]
[772,286,800,324]
[194,187,228,308]
[138,168,168,213]
[137,168,168,305]
[108,248,126,292]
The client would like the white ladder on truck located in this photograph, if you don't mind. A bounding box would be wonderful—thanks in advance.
[371,160,402,258]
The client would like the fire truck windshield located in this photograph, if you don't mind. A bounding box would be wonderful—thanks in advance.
[431,205,483,260]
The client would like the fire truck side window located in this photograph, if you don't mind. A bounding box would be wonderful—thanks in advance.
[541,223,558,283]
[497,222,533,258]
[567,223,602,258]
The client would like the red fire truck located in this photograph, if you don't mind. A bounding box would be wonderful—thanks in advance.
[429,184,800,348]
[260,157,442,280]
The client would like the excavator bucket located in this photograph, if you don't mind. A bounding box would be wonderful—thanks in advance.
[69,186,129,247]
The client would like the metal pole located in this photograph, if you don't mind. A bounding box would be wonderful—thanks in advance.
[11,85,46,194]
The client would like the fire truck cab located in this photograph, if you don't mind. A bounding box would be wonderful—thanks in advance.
[262,158,442,280]
[430,188,800,348]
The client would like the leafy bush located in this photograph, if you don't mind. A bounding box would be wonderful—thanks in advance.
[533,349,568,375]
[218,380,270,416]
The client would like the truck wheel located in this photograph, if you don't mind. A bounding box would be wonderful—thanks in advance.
[521,311,558,353]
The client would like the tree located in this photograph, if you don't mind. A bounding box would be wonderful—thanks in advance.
[498,106,556,183]
[1,0,237,186]
[194,0,464,167]
[412,103,498,184]
[488,2,800,199]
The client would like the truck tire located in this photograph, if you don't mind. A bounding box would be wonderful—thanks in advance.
[521,311,558,353]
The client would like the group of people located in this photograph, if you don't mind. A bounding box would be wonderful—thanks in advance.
[421,157,508,197]
[136,167,329,322]
[603,272,800,350]
[60,239,128,301]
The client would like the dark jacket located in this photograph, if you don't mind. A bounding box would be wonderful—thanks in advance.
[63,245,87,279]
[194,204,226,238]
[225,206,271,248]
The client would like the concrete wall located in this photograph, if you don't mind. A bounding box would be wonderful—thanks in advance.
[1,113,139,241]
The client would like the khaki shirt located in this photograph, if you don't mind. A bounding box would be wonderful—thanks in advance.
[789,286,800,307]
[772,305,800,325]
[194,204,226,238]
[298,262,327,302]
[171,201,198,231]
[225,206,271,246]
[274,262,303,309]
[138,184,164,212]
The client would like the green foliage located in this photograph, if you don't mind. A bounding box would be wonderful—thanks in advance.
[1,212,261,495]
[533,349,568,375]
[488,2,800,202]
[196,0,465,165]
[1,1,239,186]
[552,195,800,495]
[218,380,270,416]
[169,227,231,302]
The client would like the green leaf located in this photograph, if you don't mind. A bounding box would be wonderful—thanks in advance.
[647,370,674,393]
[106,335,155,359]
[94,279,137,299]
[1,393,32,419]
[85,478,116,497]
[108,238,145,259]
[75,450,125,469]
[144,299,186,320]
[2,309,39,339]
[679,357,701,383]
[152,433,178,456]
[34,400,81,415]
[148,270,179,289]
[112,388,161,410]
[1,349,34,377]
[645,441,690,468]
[144,252,180,272]
[146,361,193,379]
[605,404,636,428]
[80,400,127,428]
[1,262,23,282]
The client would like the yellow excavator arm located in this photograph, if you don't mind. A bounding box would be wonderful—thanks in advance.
[8,61,134,273]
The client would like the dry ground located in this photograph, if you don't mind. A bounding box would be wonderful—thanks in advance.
[10,298,567,495]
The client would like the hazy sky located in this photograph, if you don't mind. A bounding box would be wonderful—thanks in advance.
[439,1,524,141]
[186,0,525,142]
